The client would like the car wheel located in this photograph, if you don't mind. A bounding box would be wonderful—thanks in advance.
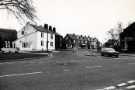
[15,51,19,54]
[1,51,4,53]
[101,53,104,56]
[115,55,119,58]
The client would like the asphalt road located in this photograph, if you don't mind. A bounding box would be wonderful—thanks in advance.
[0,49,135,90]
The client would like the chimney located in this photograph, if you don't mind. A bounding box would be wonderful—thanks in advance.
[53,27,56,33]
[44,24,48,29]
[49,26,52,31]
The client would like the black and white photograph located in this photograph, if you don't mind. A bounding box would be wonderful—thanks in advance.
[0,0,135,90]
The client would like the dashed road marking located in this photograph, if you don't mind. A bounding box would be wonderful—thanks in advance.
[97,80,135,90]
[126,85,135,89]
[104,86,116,90]
[0,72,43,78]
[127,80,135,84]
[117,83,127,87]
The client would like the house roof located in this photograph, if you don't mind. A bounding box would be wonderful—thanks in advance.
[14,31,38,42]
[0,28,16,33]
[65,34,77,39]
[120,22,135,37]
[0,28,17,41]
[30,24,55,34]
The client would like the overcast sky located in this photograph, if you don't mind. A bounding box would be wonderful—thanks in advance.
[0,0,135,42]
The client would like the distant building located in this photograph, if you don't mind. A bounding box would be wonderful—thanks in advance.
[55,33,65,49]
[64,34,76,48]
[0,28,17,50]
[120,22,135,52]
[64,34,100,49]
[15,22,55,51]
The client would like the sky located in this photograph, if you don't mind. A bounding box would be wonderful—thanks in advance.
[0,0,135,43]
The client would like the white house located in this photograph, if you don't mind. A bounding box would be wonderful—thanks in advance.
[15,22,55,51]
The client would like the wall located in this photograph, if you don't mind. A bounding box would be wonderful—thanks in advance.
[36,32,55,51]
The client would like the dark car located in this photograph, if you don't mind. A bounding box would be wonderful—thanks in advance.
[101,48,119,57]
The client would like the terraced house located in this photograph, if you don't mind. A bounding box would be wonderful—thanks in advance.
[15,22,55,51]
[64,34,100,49]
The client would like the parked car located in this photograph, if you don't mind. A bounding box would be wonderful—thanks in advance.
[1,48,19,54]
[101,48,119,57]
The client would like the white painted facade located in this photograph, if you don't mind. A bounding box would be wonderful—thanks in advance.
[15,23,55,51]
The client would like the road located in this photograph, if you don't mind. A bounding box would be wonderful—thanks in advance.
[0,49,135,90]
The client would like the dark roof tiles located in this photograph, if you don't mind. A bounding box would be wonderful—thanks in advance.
[30,24,55,34]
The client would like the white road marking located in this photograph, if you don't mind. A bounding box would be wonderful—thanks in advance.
[127,80,135,84]
[117,83,127,87]
[104,86,116,90]
[97,80,135,90]
[126,85,135,89]
[0,72,42,78]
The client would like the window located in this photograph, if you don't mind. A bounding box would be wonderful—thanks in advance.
[51,33,53,39]
[21,31,24,35]
[41,41,44,46]
[50,42,53,46]
[22,42,28,48]
[41,32,44,38]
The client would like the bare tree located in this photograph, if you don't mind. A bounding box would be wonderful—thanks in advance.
[106,22,124,50]
[108,28,115,39]
[117,22,123,33]
[0,0,36,22]
[108,22,123,40]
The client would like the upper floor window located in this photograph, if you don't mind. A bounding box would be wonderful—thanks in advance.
[41,32,44,38]
[41,40,44,46]
[21,31,24,35]
[51,33,53,39]
[22,42,28,48]
[50,42,53,46]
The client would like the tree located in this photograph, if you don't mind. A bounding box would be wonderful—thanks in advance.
[108,28,115,39]
[117,22,123,33]
[106,22,124,51]
[0,0,36,22]
[108,22,123,40]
